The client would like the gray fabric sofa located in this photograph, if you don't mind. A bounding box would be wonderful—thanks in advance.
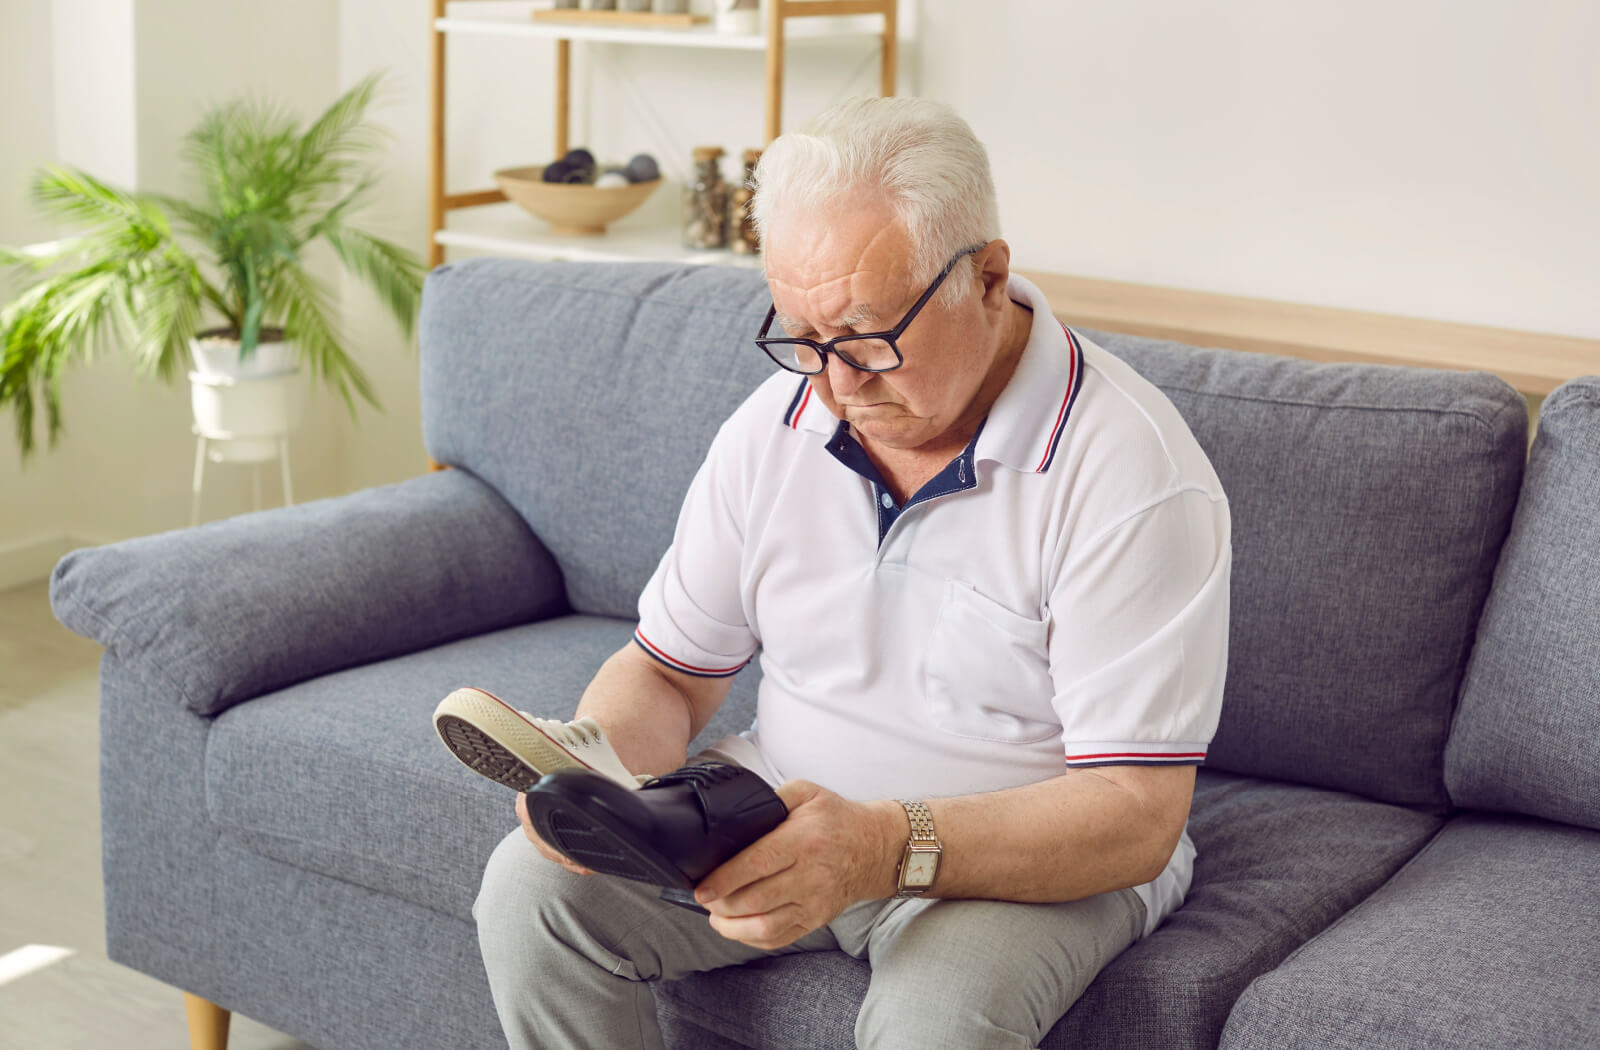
[50,257,1599,1049]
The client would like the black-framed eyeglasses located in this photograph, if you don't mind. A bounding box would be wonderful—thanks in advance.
[755,243,986,375]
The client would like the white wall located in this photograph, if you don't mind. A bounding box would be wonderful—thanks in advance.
[336,0,436,493]
[51,0,138,186]
[4,0,1597,584]
[930,0,1599,341]
[0,0,74,585]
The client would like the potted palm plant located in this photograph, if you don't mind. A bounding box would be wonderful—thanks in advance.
[0,72,424,460]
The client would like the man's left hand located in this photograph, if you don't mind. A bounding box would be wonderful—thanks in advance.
[693,780,901,950]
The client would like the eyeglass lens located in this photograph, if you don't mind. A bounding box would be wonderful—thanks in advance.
[773,337,898,374]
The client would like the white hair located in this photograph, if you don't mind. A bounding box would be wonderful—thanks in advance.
[750,96,1001,310]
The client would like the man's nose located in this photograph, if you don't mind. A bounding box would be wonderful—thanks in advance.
[825,351,868,395]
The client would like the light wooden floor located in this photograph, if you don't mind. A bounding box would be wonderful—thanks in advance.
[0,580,316,1050]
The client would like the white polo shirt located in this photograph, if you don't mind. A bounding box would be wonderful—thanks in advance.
[635,273,1230,934]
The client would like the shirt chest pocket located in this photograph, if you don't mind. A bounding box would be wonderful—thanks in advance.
[922,580,1059,743]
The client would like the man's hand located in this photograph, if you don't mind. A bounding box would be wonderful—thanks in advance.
[514,790,594,877]
[693,780,903,950]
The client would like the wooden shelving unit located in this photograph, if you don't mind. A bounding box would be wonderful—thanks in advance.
[428,0,898,267]
[433,200,767,267]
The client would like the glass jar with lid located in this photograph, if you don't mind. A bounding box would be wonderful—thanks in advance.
[683,146,729,250]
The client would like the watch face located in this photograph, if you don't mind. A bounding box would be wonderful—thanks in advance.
[904,851,939,887]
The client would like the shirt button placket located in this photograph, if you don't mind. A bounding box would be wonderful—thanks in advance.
[873,485,896,548]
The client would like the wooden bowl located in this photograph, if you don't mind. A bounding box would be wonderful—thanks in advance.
[493,166,661,235]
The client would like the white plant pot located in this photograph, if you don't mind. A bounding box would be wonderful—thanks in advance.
[713,0,760,34]
[715,7,760,33]
[189,333,297,380]
[189,369,304,463]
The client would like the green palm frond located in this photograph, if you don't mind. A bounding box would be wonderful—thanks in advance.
[266,262,379,415]
[150,193,224,241]
[29,166,149,234]
[1,291,54,450]
[179,103,237,216]
[186,98,291,205]
[38,268,121,348]
[1,267,128,452]
[126,251,207,382]
[321,226,426,340]
[1,333,42,451]
[301,175,378,244]
[1,239,86,271]
[294,74,387,174]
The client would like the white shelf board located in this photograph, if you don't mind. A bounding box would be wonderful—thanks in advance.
[436,201,766,268]
[438,2,882,49]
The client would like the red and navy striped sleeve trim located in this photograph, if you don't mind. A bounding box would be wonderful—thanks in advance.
[633,630,750,678]
[1064,750,1207,769]
[1034,326,1086,474]
[782,378,813,429]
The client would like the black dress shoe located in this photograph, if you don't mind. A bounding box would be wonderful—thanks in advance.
[525,762,787,911]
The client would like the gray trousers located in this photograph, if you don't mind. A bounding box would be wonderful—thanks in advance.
[474,828,1146,1050]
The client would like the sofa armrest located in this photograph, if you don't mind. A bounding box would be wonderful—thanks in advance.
[50,468,567,717]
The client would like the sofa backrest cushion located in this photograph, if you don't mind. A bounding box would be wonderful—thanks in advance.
[1445,376,1600,829]
[1088,330,1527,810]
[420,258,775,619]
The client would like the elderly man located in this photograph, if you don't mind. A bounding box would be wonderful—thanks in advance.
[445,96,1230,1050]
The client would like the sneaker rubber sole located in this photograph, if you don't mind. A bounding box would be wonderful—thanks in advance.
[433,687,597,792]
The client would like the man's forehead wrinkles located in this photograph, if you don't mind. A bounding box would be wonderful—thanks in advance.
[774,302,879,332]
[769,270,885,330]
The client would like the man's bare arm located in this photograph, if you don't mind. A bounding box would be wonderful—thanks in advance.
[573,643,737,778]
[915,763,1195,902]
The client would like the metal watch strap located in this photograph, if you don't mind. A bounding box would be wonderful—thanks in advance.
[894,799,940,898]
[898,799,936,842]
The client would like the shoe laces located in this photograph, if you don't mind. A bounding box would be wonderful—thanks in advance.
[522,713,606,748]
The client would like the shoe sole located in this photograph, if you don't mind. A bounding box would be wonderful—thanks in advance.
[525,776,695,891]
[433,687,597,792]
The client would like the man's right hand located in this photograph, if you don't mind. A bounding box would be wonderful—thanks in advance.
[515,790,594,876]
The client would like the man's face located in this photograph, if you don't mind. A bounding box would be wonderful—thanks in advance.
[763,198,997,455]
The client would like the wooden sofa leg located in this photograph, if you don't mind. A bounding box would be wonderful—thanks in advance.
[184,992,231,1050]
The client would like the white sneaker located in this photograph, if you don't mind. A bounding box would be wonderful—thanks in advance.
[433,687,643,792]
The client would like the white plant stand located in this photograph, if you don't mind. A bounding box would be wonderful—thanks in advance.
[188,369,301,525]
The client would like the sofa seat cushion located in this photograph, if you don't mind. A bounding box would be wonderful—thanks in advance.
[654,770,1443,1050]
[204,614,761,922]
[1219,814,1600,1050]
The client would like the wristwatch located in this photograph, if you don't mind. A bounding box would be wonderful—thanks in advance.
[894,799,942,898]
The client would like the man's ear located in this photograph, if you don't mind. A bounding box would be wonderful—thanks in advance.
[977,239,1012,311]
